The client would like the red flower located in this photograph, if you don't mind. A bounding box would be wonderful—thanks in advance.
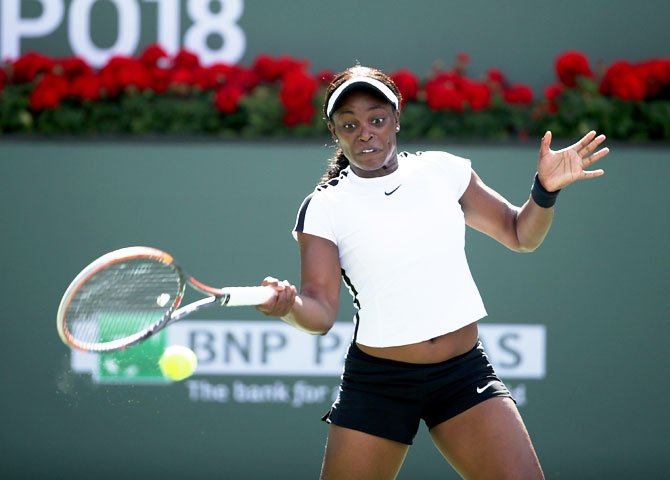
[118,62,152,91]
[486,68,506,86]
[424,72,466,112]
[69,74,102,101]
[456,52,470,65]
[54,56,91,80]
[253,54,283,83]
[29,73,69,110]
[390,69,418,104]
[214,84,245,114]
[555,50,593,88]
[453,53,471,75]
[11,51,55,83]
[280,70,318,111]
[276,55,309,77]
[233,67,260,92]
[99,56,152,93]
[253,54,308,84]
[173,48,200,70]
[140,43,169,68]
[283,104,315,127]
[543,83,563,113]
[503,84,534,105]
[425,84,465,112]
[191,67,217,90]
[208,63,235,88]
[600,58,670,100]
[610,72,646,101]
[599,60,646,101]
[98,69,120,98]
[170,68,194,89]
[207,63,258,92]
[150,67,171,94]
[637,59,670,97]
[0,68,6,94]
[461,78,491,111]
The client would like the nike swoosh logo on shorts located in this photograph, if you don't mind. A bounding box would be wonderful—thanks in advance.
[385,185,401,196]
[476,381,497,394]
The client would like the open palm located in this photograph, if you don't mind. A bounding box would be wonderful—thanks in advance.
[538,131,609,192]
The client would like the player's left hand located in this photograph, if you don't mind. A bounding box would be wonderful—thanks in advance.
[537,130,609,192]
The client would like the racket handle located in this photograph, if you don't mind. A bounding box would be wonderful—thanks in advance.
[220,286,276,306]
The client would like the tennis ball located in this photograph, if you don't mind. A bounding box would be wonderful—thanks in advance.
[159,345,198,381]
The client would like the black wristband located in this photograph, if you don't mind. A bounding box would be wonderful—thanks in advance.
[531,173,560,208]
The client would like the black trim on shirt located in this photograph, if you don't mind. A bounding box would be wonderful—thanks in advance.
[294,192,314,233]
[341,268,361,342]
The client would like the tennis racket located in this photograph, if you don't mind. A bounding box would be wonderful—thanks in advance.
[57,246,275,353]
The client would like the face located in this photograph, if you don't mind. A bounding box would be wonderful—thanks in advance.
[328,90,400,178]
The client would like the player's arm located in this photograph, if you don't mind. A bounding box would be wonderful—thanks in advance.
[256,233,340,335]
[460,169,553,253]
[460,130,608,253]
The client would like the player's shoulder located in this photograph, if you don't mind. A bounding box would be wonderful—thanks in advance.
[403,150,469,165]
[401,150,472,196]
[296,169,350,215]
[313,168,351,195]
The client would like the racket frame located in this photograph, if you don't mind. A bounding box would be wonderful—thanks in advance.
[57,247,274,353]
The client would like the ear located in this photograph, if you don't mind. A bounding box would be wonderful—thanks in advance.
[327,122,338,142]
[394,111,400,132]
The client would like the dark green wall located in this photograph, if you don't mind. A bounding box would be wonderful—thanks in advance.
[1,139,668,478]
[5,0,669,92]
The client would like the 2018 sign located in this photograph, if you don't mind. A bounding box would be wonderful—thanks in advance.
[1,0,246,66]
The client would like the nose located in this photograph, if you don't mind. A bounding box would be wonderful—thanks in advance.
[358,124,373,141]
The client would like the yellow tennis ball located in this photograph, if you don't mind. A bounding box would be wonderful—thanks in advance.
[159,345,198,381]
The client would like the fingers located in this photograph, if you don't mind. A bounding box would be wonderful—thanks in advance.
[578,132,607,157]
[582,169,605,178]
[539,131,552,157]
[256,277,297,317]
[581,147,610,169]
[573,130,597,151]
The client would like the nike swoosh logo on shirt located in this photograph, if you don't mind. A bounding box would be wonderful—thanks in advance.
[476,381,497,394]
[384,185,401,196]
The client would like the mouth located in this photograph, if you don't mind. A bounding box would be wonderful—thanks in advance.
[358,148,378,155]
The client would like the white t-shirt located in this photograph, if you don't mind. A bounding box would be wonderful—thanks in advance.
[293,151,487,348]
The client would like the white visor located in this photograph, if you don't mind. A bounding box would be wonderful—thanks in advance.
[326,76,399,117]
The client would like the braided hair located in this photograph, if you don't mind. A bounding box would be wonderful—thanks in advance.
[320,66,403,184]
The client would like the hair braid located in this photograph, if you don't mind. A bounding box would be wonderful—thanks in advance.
[321,148,349,184]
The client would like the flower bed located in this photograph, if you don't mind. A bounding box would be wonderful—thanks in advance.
[1,45,668,140]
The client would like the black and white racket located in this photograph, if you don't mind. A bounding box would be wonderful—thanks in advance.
[57,246,275,353]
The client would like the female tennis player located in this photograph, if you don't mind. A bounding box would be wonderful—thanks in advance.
[257,65,608,479]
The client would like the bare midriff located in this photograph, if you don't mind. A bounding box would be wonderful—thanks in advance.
[356,322,479,364]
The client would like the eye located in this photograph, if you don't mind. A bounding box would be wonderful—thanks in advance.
[371,117,386,125]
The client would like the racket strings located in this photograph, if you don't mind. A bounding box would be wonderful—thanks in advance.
[65,259,182,347]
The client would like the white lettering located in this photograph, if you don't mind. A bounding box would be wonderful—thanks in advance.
[69,0,140,67]
[184,379,339,407]
[167,321,350,376]
[233,380,290,403]
[144,0,179,56]
[2,0,247,68]
[71,322,545,380]
[479,324,546,379]
[184,0,245,65]
[291,381,330,408]
[186,379,230,402]
[1,0,64,60]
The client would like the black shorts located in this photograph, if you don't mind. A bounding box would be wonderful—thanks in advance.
[322,340,513,445]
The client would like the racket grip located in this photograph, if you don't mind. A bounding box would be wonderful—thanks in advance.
[221,286,276,306]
